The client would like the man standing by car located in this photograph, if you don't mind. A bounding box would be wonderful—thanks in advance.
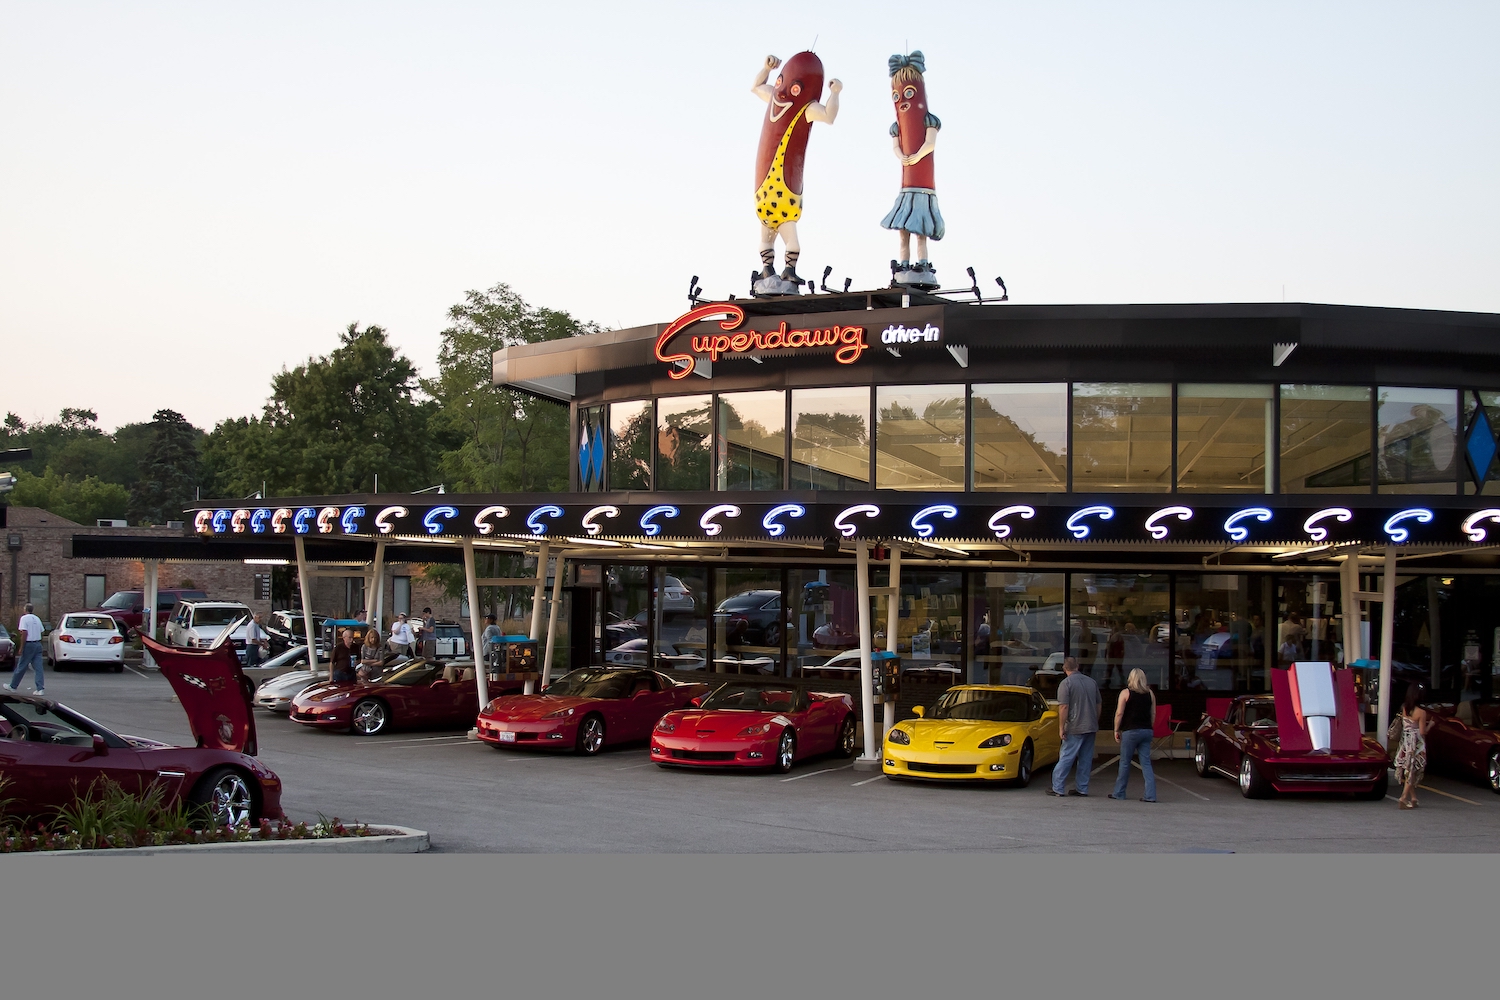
[1050,656,1101,797]
[421,607,437,658]
[7,603,46,696]
[244,612,270,668]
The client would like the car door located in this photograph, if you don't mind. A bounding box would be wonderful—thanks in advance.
[622,673,678,741]
[1,707,147,815]
[1032,692,1061,764]
[797,693,839,754]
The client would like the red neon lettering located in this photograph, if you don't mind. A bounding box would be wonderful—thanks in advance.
[655,303,747,379]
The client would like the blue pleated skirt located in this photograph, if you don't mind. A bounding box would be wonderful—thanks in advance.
[880,187,945,240]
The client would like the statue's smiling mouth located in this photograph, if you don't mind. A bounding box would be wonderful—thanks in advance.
[769,98,793,122]
[898,101,911,113]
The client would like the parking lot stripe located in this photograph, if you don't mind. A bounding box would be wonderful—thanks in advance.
[355,734,472,746]
[1418,784,1482,806]
[780,764,854,782]
[852,775,885,786]
[615,761,656,770]
[123,664,150,679]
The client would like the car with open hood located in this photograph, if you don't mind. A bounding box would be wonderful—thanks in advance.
[477,667,707,755]
[882,684,1061,786]
[290,657,526,736]
[0,632,282,826]
[650,678,856,773]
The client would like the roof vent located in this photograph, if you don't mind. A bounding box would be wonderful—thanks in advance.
[96,519,127,528]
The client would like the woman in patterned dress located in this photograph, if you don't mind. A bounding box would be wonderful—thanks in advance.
[1395,682,1435,809]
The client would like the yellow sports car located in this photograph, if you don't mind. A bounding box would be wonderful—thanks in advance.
[883,685,1061,786]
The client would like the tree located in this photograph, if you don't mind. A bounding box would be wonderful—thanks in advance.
[128,409,203,525]
[8,468,130,524]
[426,283,597,493]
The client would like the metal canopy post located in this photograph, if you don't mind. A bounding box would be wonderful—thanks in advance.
[883,546,901,742]
[294,535,320,675]
[542,556,565,688]
[1377,546,1397,749]
[370,539,386,635]
[1339,554,1359,665]
[142,559,159,669]
[463,538,489,709]
[856,540,878,762]
[525,542,550,694]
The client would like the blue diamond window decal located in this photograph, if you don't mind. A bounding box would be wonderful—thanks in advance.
[1466,405,1497,487]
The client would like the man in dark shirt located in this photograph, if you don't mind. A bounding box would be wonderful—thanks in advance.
[331,628,358,684]
[1050,656,1101,797]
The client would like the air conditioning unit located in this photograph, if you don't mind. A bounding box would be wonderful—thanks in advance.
[97,519,128,528]
[166,520,185,530]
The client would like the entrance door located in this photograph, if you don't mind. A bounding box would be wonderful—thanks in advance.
[569,586,599,668]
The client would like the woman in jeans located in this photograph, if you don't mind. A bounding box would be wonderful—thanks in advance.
[1109,668,1158,802]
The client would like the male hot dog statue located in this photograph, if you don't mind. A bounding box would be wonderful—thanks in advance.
[881,51,944,289]
[751,52,841,296]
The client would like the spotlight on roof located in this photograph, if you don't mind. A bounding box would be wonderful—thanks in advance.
[966,267,981,303]
[688,275,704,306]
[995,275,1009,301]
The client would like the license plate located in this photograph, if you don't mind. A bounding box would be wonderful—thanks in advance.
[497,731,516,743]
[85,639,99,646]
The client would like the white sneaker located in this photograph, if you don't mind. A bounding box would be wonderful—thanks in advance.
[33,688,45,696]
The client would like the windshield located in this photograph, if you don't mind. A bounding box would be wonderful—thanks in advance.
[700,684,799,712]
[192,607,247,627]
[1242,701,1277,726]
[63,615,118,631]
[542,669,635,699]
[716,592,774,612]
[381,659,442,686]
[928,689,1034,722]
[100,591,139,610]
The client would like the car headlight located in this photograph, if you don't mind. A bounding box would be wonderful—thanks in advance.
[655,718,676,733]
[544,707,576,720]
[886,728,912,746]
[738,723,772,736]
[978,733,1013,749]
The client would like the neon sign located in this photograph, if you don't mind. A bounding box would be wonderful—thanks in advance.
[230,509,249,533]
[1144,506,1193,540]
[422,506,459,535]
[655,303,870,379]
[834,504,881,538]
[640,505,679,536]
[1462,508,1500,542]
[340,506,365,534]
[272,508,293,533]
[250,509,271,534]
[473,505,509,535]
[762,503,806,538]
[1303,507,1353,542]
[699,504,741,537]
[194,510,213,533]
[1383,508,1433,543]
[1066,505,1114,540]
[526,505,564,535]
[374,506,407,534]
[1223,507,1273,542]
[910,504,958,538]
[987,505,1035,539]
[292,507,316,534]
[581,505,621,536]
[316,507,340,534]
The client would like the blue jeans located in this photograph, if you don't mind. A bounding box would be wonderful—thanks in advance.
[1052,731,1097,794]
[11,640,44,691]
[1113,728,1157,801]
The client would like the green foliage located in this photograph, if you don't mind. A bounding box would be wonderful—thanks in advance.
[8,468,130,524]
[0,410,195,511]
[128,409,204,525]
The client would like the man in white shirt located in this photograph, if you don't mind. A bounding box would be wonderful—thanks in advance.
[8,603,46,695]
[388,614,415,657]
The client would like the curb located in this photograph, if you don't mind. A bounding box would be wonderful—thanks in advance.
[16,825,430,856]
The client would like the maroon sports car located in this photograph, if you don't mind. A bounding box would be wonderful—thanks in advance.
[0,635,282,825]
[650,679,856,773]
[291,658,524,736]
[1421,700,1500,793]
[477,667,707,754]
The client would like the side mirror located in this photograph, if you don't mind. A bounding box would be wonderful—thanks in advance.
[911,706,925,718]
[689,696,702,707]
[1042,710,1058,721]
[92,733,108,756]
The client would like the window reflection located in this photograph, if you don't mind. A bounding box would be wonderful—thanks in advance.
[1071,383,1172,492]
[1069,574,1170,690]
[603,566,649,667]
[1280,385,1371,493]
[609,400,652,491]
[971,384,1067,491]
[717,390,785,490]
[712,569,783,675]
[1378,387,1458,494]
[969,572,1066,686]
[880,570,964,689]
[875,385,965,489]
[1174,574,1269,692]
[791,388,870,490]
[788,569,861,680]
[653,566,707,673]
[656,394,712,491]
[1176,384,1273,493]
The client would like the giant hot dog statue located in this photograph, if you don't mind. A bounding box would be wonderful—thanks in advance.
[880,51,944,289]
[751,52,841,297]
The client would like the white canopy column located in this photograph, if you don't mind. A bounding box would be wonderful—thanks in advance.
[855,540,878,764]
[142,559,160,669]
[463,538,489,709]
[525,542,549,694]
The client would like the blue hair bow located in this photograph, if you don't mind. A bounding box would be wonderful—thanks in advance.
[888,51,926,76]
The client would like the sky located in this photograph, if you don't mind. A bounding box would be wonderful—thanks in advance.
[2,1,1498,433]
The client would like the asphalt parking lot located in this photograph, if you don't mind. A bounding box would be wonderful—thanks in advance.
[31,667,1500,853]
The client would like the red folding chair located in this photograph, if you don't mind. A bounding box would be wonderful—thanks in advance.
[1150,703,1188,759]
[1205,697,1232,725]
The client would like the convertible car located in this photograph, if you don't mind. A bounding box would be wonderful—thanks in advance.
[290,658,524,736]
[650,679,856,773]
[882,685,1060,786]
[477,667,707,755]
[1194,663,1390,799]
[0,635,282,826]
[1421,699,1500,793]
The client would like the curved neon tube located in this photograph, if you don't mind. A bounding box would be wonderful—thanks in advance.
[211,509,231,533]
[271,508,293,534]
[1462,508,1500,543]
[700,504,742,537]
[292,507,317,534]
[762,503,806,538]
[474,505,510,536]
[230,509,250,533]
[317,506,340,534]
[640,505,680,537]
[374,505,408,535]
[833,504,881,539]
[1144,506,1193,541]
[250,508,272,534]
[1303,507,1353,542]
[194,510,214,534]
[1383,508,1433,544]
[1223,507,1273,542]
[1065,505,1114,540]
[987,505,1035,540]
[581,505,621,537]
[910,504,959,539]
[526,505,564,536]
[423,506,459,535]
[340,506,365,534]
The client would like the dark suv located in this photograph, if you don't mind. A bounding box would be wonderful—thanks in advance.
[93,589,208,632]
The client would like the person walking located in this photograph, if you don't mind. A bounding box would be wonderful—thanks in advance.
[7,603,46,695]
[244,612,270,669]
[1049,656,1101,797]
[1395,681,1434,809]
[1109,668,1158,802]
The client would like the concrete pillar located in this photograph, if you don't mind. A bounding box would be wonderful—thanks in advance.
[525,542,550,694]
[542,556,566,688]
[143,560,159,669]
[463,538,489,708]
[1377,546,1397,749]
[294,535,320,674]
[883,546,901,741]
[370,539,386,635]
[856,540,878,762]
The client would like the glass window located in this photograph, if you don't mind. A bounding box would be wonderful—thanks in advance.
[604,566,650,667]
[29,574,50,624]
[1463,390,1500,495]
[875,385,965,490]
[1071,383,1172,492]
[84,574,106,610]
[578,405,606,492]
[789,568,860,681]
[882,570,964,690]
[1276,574,1343,666]
[655,394,712,491]
[1174,574,1270,693]
[712,569,784,676]
[653,566,708,673]
[1069,573,1170,690]
[1378,387,1458,494]
[608,400,653,491]
[717,390,785,490]
[1176,384,1273,493]
[791,387,870,490]
[971,383,1067,492]
[393,576,411,617]
[969,572,1066,686]
[1280,384,1371,493]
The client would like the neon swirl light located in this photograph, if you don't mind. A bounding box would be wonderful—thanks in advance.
[473,505,509,535]
[230,509,250,534]
[1065,505,1114,540]
[581,505,621,537]
[1223,507,1273,542]
[317,506,340,534]
[194,510,213,534]
[1462,508,1500,543]
[526,505,564,535]
[987,505,1035,540]
[762,503,806,538]
[292,507,317,534]
[340,506,365,534]
[640,505,680,537]
[833,504,881,538]
[250,509,272,534]
[271,508,293,534]
[423,506,459,535]
[1303,507,1353,542]
[374,505,408,535]
[700,504,742,537]
[211,509,231,533]
[1383,508,1434,544]
[1144,506,1193,541]
[910,504,959,539]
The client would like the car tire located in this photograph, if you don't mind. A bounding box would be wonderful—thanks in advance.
[189,766,257,827]
[1488,749,1500,795]
[836,715,857,758]
[1012,740,1034,788]
[763,624,782,649]
[1239,754,1270,799]
[1359,770,1390,801]
[775,729,796,773]
[1194,738,1213,778]
[351,699,390,736]
[112,663,124,673]
[576,714,606,755]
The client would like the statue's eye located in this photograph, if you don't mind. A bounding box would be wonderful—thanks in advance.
[790,83,801,97]
[892,90,899,101]
[903,87,916,100]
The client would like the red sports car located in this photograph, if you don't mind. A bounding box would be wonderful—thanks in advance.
[650,679,856,773]
[477,667,707,755]
[291,658,523,736]
[1421,699,1500,793]
[0,635,282,826]
[1194,672,1389,799]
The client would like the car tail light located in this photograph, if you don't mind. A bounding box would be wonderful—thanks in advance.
[109,636,125,644]
[59,634,76,644]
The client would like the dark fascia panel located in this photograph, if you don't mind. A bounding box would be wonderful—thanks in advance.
[70,534,466,565]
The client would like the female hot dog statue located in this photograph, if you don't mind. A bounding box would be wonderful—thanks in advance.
[881,51,944,289]
[751,52,841,296]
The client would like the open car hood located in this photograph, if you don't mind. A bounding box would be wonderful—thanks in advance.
[141,633,258,755]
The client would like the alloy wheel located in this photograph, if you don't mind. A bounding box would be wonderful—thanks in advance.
[777,731,795,772]
[1195,740,1210,777]
[1490,750,1500,794]
[581,717,605,754]
[1239,755,1253,794]
[210,773,253,826]
[839,717,856,756]
[352,700,387,736]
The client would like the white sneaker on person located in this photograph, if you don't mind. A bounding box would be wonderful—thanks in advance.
[33,688,45,696]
